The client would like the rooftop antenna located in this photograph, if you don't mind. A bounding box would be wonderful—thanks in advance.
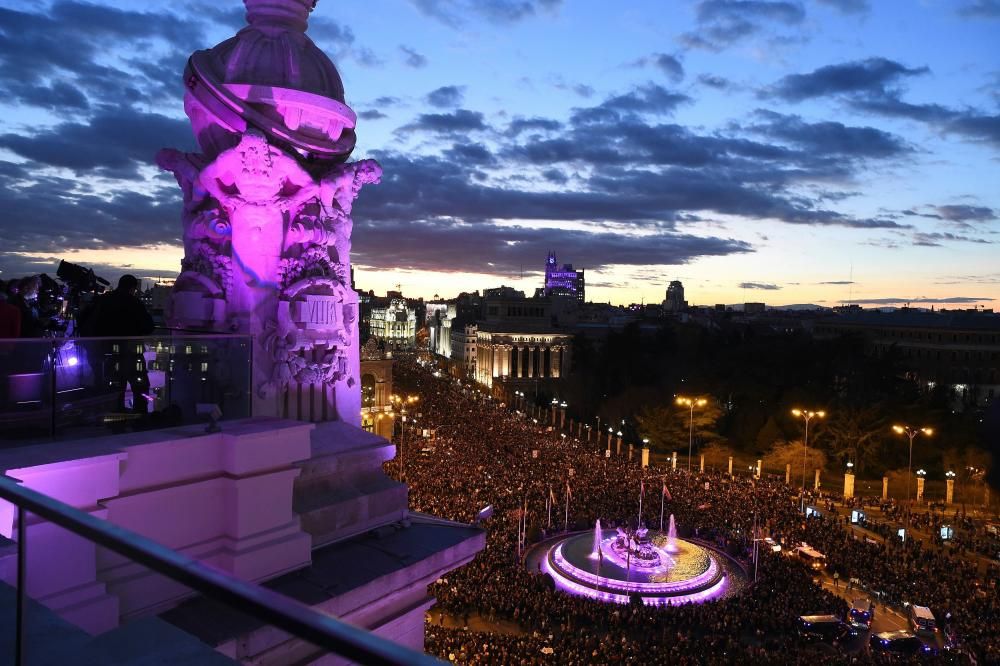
[848,261,854,306]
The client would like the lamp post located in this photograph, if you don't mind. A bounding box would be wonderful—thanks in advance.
[792,408,826,512]
[946,470,956,504]
[676,396,707,473]
[916,468,927,503]
[892,424,933,537]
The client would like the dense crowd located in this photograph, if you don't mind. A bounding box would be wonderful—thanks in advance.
[387,357,998,664]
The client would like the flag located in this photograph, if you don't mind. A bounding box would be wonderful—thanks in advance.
[549,486,557,504]
[662,483,672,501]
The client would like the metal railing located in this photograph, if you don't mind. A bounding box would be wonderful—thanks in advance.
[0,476,440,665]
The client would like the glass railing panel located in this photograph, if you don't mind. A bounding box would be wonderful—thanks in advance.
[0,335,252,444]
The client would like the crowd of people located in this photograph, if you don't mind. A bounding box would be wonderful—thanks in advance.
[384,357,999,664]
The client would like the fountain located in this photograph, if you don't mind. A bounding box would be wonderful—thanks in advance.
[666,514,679,554]
[533,515,741,606]
[589,519,603,560]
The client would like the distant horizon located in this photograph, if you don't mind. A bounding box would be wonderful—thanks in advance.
[0,1,997,310]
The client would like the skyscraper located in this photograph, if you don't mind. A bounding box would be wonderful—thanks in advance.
[543,251,585,302]
[664,280,686,312]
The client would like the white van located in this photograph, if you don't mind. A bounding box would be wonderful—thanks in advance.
[793,544,826,570]
[909,605,936,634]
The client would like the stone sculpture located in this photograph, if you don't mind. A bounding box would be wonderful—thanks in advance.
[159,0,380,423]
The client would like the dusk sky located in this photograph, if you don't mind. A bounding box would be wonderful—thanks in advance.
[0,0,998,307]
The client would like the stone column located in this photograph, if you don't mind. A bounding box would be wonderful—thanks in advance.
[728,456,733,477]
[785,463,791,485]
[814,468,821,491]
[916,476,925,502]
[755,459,762,479]
[672,452,678,470]
[628,442,634,461]
[616,435,622,456]
[607,430,613,450]
[882,476,889,500]
[641,447,650,468]
[946,478,954,504]
[699,454,705,473]
[844,472,855,499]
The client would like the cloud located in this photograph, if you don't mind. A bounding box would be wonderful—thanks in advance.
[842,297,994,304]
[397,109,489,135]
[406,0,561,27]
[818,280,855,285]
[767,57,928,101]
[426,85,466,108]
[738,282,781,290]
[0,107,194,178]
[680,0,806,51]
[904,204,996,226]
[748,110,911,159]
[911,231,992,247]
[632,53,685,83]
[816,0,870,14]
[399,45,428,68]
[697,73,734,90]
[958,1,1000,18]
[359,110,388,121]
[352,219,753,275]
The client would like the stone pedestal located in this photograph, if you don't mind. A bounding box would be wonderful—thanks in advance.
[844,472,855,499]
[672,452,678,470]
[755,459,762,479]
[699,454,705,473]
[946,478,954,504]
[727,456,733,477]
[641,447,650,468]
[814,468,821,490]
[916,477,925,502]
[882,476,889,500]
[785,463,791,484]
[616,436,622,456]
[627,443,634,461]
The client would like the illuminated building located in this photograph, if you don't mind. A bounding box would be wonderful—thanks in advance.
[543,252,585,302]
[368,298,417,349]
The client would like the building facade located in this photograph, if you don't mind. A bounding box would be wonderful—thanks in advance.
[814,310,1000,405]
[664,280,686,312]
[368,298,417,349]
[449,322,478,378]
[473,293,572,389]
[543,252,585,302]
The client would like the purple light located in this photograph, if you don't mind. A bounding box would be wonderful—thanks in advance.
[539,532,734,607]
[66,356,79,367]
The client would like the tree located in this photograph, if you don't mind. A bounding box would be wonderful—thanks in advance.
[636,396,724,453]
[821,406,887,474]
[763,440,827,481]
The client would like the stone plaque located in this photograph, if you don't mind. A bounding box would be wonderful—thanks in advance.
[294,295,341,330]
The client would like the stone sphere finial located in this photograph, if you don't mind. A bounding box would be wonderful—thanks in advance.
[244,0,317,32]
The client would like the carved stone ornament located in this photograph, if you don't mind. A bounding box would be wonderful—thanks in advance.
[159,0,380,423]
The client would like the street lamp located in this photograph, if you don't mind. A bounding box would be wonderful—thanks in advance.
[676,396,707,473]
[792,408,826,512]
[892,424,933,534]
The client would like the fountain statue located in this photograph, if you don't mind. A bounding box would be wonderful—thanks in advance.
[159,0,380,423]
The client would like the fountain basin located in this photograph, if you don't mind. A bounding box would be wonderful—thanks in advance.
[536,529,740,606]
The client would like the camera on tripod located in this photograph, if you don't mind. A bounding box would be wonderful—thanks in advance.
[56,260,110,294]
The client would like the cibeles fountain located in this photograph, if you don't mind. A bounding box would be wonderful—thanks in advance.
[535,516,744,606]
[159,0,380,421]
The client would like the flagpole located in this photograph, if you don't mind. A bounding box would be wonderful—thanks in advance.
[638,479,644,528]
[548,485,553,529]
[564,483,570,532]
[660,480,665,532]
[522,496,527,555]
